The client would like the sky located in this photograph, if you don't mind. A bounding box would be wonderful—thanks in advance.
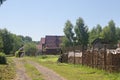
[0,0,120,41]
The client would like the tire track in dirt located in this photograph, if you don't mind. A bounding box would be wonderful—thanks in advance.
[13,58,31,80]
[27,61,66,80]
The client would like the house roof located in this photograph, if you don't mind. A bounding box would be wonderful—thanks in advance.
[45,35,63,49]
[92,38,112,45]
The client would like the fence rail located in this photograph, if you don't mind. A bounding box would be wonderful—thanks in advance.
[62,46,120,72]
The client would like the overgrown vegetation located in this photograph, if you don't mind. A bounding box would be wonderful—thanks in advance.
[0,28,38,56]
[0,52,6,64]
[26,55,120,80]
[0,57,15,80]
[24,42,37,56]
[15,51,19,57]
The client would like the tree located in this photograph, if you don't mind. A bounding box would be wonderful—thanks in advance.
[0,32,3,52]
[116,27,120,41]
[74,17,89,48]
[61,37,71,48]
[89,24,102,44]
[63,20,74,47]
[11,34,24,54]
[0,29,13,54]
[24,42,37,56]
[100,20,117,44]
[108,20,116,43]
[24,36,32,42]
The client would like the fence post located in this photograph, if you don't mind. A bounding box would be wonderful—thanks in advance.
[104,44,107,70]
[73,46,75,65]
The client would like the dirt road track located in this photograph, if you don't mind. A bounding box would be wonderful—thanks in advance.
[13,58,31,80]
[13,58,66,80]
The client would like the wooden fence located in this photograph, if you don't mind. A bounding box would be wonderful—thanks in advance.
[62,46,120,72]
[82,50,120,72]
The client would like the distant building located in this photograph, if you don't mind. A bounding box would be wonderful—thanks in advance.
[92,38,117,50]
[38,35,63,54]
[39,38,45,53]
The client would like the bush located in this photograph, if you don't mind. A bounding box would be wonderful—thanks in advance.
[24,43,37,56]
[41,55,48,59]
[0,52,7,64]
[15,51,19,57]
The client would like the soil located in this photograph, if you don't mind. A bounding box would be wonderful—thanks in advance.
[13,58,31,80]
[13,58,66,80]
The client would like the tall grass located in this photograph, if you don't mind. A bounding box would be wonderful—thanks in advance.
[0,57,15,80]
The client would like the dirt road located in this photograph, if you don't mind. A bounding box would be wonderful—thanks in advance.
[28,61,66,80]
[13,58,66,80]
[13,58,31,80]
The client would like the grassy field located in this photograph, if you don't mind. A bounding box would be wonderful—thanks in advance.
[26,55,120,80]
[0,57,15,80]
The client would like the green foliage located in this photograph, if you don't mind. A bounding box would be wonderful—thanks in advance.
[74,17,89,47]
[41,55,48,59]
[61,37,72,48]
[0,52,7,64]
[24,63,44,80]
[24,36,32,42]
[0,29,14,54]
[89,24,102,44]
[18,35,32,43]
[0,57,15,80]
[63,20,74,47]
[27,56,120,80]
[100,20,117,44]
[0,32,3,52]
[15,51,19,57]
[24,42,37,56]
[11,34,23,54]
[116,27,120,40]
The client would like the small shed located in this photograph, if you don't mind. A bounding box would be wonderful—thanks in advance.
[92,38,116,50]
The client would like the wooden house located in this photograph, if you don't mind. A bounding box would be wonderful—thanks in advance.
[39,35,63,54]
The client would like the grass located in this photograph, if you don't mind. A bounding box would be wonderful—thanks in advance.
[25,55,120,80]
[0,57,15,80]
[24,61,44,80]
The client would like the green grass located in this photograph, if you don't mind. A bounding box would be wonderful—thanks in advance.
[25,55,120,80]
[24,60,44,80]
[0,57,15,80]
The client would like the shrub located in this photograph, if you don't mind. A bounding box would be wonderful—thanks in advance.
[0,52,7,64]
[15,51,19,57]
[41,55,48,59]
[24,43,37,56]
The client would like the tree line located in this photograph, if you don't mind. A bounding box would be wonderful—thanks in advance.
[0,28,37,55]
[61,17,120,50]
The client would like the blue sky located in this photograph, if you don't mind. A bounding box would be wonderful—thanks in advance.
[0,0,120,41]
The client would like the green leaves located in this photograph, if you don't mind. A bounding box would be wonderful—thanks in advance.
[74,17,89,47]
[24,42,37,56]
[63,18,120,49]
[62,17,89,49]
[89,24,102,44]
[63,20,74,47]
